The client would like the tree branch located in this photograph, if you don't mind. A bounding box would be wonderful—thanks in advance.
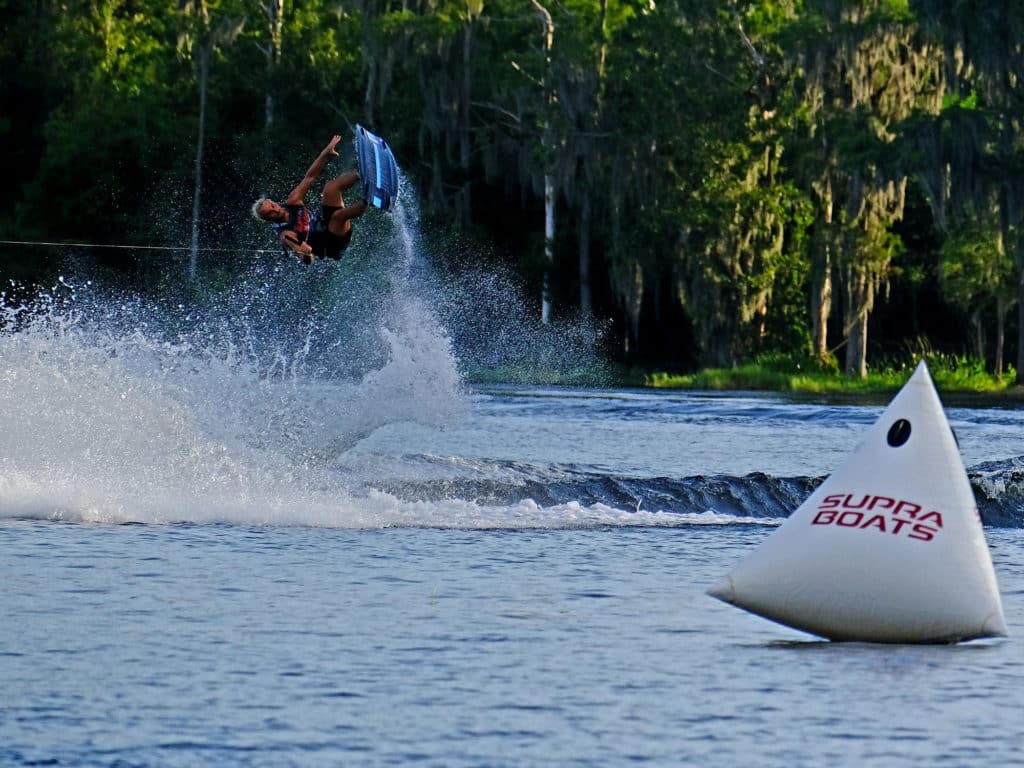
[733,11,764,69]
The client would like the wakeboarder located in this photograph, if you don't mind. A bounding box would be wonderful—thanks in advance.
[251,135,368,265]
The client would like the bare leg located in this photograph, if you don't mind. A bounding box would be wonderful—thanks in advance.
[321,171,361,208]
[319,171,367,237]
[327,199,369,237]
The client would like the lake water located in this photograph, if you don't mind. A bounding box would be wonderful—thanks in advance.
[3,378,1024,767]
[3,199,1024,765]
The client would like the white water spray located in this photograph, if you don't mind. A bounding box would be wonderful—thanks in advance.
[0,172,629,528]
[0,183,469,526]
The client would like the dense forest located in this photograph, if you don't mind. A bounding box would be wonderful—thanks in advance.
[1,0,1023,378]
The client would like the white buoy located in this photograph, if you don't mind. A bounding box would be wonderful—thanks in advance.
[708,361,1007,643]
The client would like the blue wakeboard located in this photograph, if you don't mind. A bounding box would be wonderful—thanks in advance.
[355,125,399,212]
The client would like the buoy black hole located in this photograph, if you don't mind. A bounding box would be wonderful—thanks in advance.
[887,419,912,447]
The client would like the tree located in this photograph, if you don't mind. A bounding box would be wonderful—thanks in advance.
[593,1,810,366]
[258,0,285,131]
[16,0,185,247]
[527,0,556,324]
[785,1,942,376]
[911,0,1024,381]
[679,6,810,366]
[178,0,245,279]
[938,213,1015,372]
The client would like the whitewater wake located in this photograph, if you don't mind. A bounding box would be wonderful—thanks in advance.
[0,282,765,528]
[4,272,1020,529]
[14,184,1015,530]
[0,188,666,529]
[5,230,1024,529]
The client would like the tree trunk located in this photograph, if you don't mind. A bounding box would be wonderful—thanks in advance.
[970,308,984,362]
[362,0,377,126]
[264,93,274,131]
[579,190,592,320]
[189,44,210,280]
[530,0,555,325]
[845,308,868,378]
[811,245,832,361]
[843,270,870,378]
[541,173,555,324]
[995,295,1006,375]
[811,179,834,362]
[577,0,604,327]
[263,0,283,131]
[458,16,473,230]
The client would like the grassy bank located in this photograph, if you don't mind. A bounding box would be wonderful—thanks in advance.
[462,353,1022,396]
[641,353,1019,395]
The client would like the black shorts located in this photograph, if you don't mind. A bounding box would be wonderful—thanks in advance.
[308,205,353,261]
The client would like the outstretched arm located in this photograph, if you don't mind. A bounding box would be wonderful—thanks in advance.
[285,135,342,205]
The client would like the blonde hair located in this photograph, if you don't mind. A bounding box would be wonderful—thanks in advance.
[251,197,271,221]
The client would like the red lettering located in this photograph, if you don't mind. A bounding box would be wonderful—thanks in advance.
[861,514,886,532]
[808,494,942,542]
[891,518,912,534]
[893,500,921,519]
[909,524,936,542]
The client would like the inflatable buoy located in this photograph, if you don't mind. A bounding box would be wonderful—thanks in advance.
[708,361,1007,643]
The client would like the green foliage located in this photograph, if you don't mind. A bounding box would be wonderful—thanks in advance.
[3,0,1024,384]
[938,219,1012,309]
[645,350,1014,393]
[942,91,979,111]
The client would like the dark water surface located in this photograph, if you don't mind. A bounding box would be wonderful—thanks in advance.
[4,521,1024,767]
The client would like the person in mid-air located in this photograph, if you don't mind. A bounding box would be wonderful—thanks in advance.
[251,135,368,264]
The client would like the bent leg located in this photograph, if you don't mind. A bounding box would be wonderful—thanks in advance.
[326,200,369,237]
[321,171,361,208]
